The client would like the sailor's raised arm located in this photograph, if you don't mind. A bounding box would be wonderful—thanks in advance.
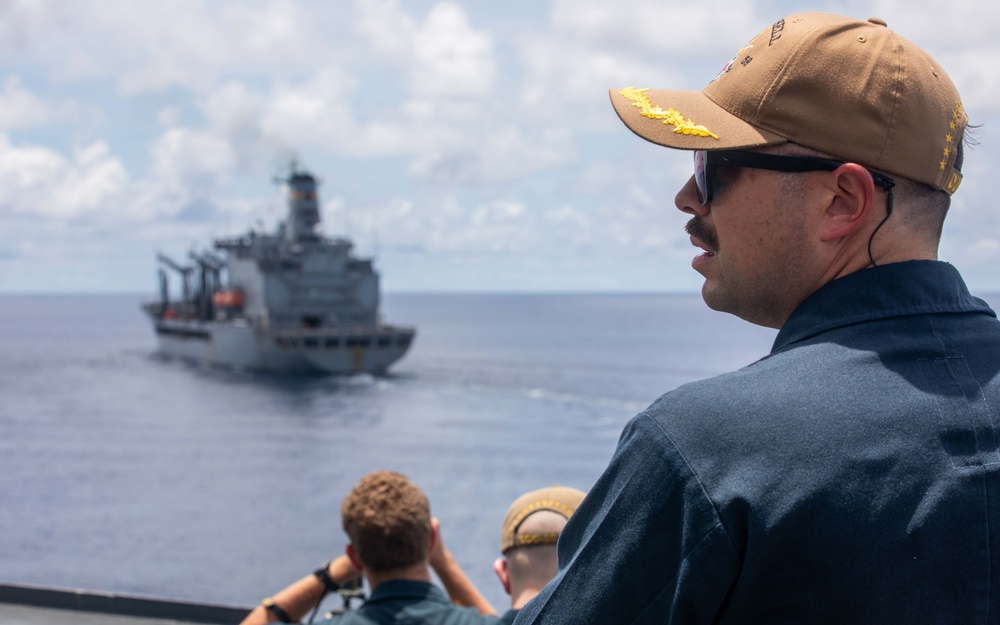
[429,516,497,615]
[240,554,360,625]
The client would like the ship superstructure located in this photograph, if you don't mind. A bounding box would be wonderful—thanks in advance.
[143,164,414,374]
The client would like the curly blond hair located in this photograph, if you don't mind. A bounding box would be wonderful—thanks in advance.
[341,471,431,573]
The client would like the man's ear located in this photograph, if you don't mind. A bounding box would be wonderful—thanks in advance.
[346,544,364,572]
[428,519,439,556]
[493,557,511,595]
[819,163,878,242]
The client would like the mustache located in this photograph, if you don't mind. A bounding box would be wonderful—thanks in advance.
[685,216,719,252]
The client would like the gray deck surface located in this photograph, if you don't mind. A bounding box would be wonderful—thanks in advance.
[0,601,219,625]
[0,583,252,625]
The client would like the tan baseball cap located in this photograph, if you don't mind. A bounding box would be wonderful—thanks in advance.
[500,485,586,553]
[609,12,967,194]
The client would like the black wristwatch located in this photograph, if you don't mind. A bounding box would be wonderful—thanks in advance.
[313,561,340,593]
[261,597,293,623]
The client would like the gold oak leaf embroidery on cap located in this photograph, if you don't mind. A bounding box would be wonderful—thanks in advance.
[619,87,719,140]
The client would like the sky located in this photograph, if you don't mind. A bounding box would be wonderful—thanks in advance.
[0,0,997,294]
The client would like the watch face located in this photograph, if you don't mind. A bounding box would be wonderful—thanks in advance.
[314,563,338,591]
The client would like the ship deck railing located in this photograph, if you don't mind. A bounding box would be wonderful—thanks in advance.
[0,582,355,625]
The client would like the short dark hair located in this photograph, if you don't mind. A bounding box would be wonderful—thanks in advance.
[891,176,950,244]
[775,142,952,244]
[341,471,431,573]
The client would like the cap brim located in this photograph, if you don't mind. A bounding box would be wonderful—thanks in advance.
[609,87,786,151]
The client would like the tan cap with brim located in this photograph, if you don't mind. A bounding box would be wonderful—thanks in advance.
[500,485,586,553]
[609,12,967,194]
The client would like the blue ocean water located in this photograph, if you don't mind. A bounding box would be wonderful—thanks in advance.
[0,292,780,611]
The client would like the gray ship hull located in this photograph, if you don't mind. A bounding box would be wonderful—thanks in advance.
[152,317,414,375]
[148,163,414,375]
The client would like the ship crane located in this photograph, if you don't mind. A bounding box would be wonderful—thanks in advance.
[156,253,194,317]
[188,251,226,321]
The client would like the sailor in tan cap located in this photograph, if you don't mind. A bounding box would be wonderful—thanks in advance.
[515,13,1000,625]
[494,485,585,625]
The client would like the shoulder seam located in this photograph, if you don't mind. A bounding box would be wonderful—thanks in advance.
[636,412,738,557]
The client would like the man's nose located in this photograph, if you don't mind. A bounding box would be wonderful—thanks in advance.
[675,176,708,216]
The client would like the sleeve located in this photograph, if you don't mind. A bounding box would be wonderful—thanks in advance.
[513,413,740,625]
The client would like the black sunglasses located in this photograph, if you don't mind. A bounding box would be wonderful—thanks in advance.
[693,150,895,205]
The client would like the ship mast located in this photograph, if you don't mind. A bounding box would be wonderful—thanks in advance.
[275,158,321,243]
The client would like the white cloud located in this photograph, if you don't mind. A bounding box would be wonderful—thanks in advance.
[0,76,78,131]
[516,36,681,127]
[355,0,497,99]
[0,0,346,95]
[157,107,183,128]
[411,3,496,98]
[198,81,291,171]
[408,125,574,185]
[514,0,762,128]
[188,71,409,164]
[355,0,417,63]
[0,136,127,219]
[549,0,762,54]
[149,127,236,196]
[61,120,248,234]
[51,143,129,216]
[260,69,372,154]
[366,176,679,265]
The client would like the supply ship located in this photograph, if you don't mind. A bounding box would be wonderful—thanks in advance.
[142,163,414,374]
